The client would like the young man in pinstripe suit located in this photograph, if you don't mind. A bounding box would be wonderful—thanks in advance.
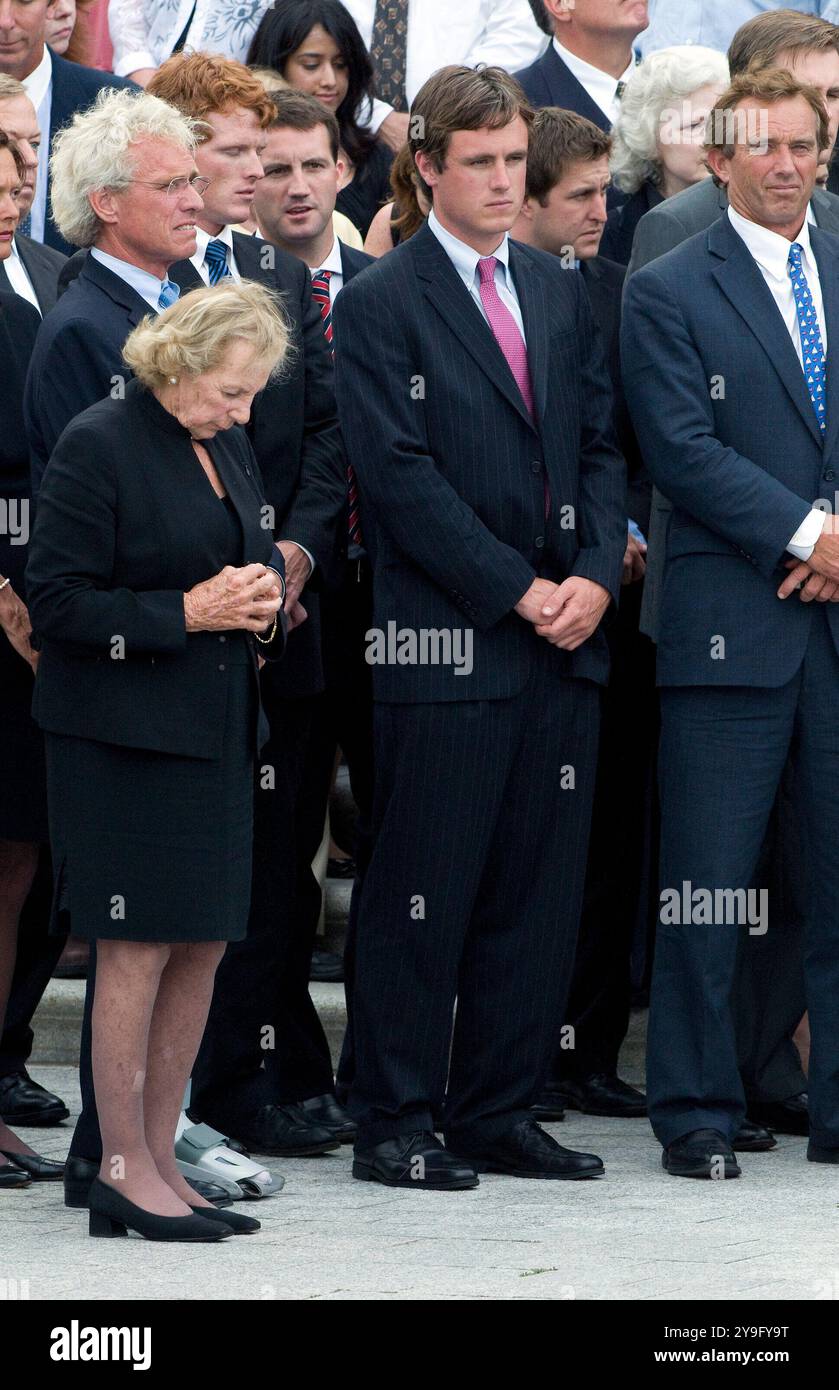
[334,65,626,1188]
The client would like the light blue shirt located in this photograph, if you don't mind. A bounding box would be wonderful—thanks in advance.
[90,248,168,311]
[428,208,527,343]
[638,0,839,57]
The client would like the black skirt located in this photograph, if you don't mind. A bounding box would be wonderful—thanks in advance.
[0,497,48,843]
[45,639,256,943]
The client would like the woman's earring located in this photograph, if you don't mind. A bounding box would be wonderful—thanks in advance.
[169,377,178,385]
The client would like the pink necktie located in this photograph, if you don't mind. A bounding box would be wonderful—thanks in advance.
[477,256,534,417]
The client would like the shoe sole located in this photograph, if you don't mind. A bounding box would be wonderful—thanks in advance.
[0,1108,70,1126]
[466,1159,605,1180]
[733,1139,776,1153]
[662,1159,741,1178]
[352,1162,479,1190]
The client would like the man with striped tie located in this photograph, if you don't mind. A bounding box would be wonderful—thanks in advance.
[147,52,355,1159]
[622,70,839,1179]
[334,65,626,1188]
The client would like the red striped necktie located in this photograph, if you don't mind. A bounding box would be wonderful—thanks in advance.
[312,268,362,548]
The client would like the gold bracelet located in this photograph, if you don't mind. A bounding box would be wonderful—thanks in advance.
[254,615,278,646]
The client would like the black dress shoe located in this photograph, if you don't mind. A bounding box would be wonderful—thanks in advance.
[0,1161,31,1188]
[188,1205,260,1233]
[309,948,345,983]
[662,1129,740,1179]
[213,1104,341,1157]
[449,1117,604,1180]
[560,1073,647,1118]
[88,1180,229,1242]
[0,1071,69,1126]
[64,1155,232,1210]
[0,1148,65,1180]
[807,1143,839,1164]
[299,1093,357,1143]
[530,1091,566,1122]
[733,1119,776,1152]
[353,1131,479,1189]
[749,1093,809,1136]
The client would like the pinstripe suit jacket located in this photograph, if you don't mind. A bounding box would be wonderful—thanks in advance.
[333,222,626,702]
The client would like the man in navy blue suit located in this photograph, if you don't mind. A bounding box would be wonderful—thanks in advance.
[334,65,626,1189]
[622,68,839,1178]
[517,0,649,133]
[0,0,134,257]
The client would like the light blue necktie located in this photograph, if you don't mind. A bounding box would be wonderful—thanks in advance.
[158,279,180,311]
[204,238,231,286]
[788,242,827,434]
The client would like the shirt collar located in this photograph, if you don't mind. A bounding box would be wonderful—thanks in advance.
[553,38,634,104]
[192,223,235,269]
[727,205,816,282]
[21,46,52,109]
[428,208,511,293]
[90,247,168,312]
[309,235,343,277]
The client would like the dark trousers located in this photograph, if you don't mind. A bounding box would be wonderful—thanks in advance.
[554,583,657,1081]
[648,608,839,1149]
[0,848,63,1079]
[348,649,601,1150]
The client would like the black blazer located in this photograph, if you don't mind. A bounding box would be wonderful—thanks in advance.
[335,140,393,238]
[333,222,626,702]
[0,235,66,313]
[0,291,41,499]
[599,181,664,267]
[45,53,136,256]
[24,251,151,494]
[169,231,347,698]
[580,255,649,532]
[340,240,375,281]
[27,380,285,760]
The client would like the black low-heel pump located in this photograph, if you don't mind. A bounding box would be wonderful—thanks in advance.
[88,1179,230,1242]
[189,1204,261,1234]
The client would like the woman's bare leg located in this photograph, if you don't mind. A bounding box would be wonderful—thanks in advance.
[93,938,191,1215]
[0,840,40,1161]
[142,940,227,1206]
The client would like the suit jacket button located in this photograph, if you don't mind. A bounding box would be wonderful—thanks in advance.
[534,535,545,549]
[531,461,542,474]
[824,470,836,480]
[219,635,226,642]
[218,664,226,671]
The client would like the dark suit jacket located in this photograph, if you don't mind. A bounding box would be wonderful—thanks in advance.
[169,231,346,697]
[24,252,151,494]
[339,240,375,282]
[621,215,839,689]
[45,53,135,256]
[333,222,626,702]
[580,255,648,533]
[0,235,66,313]
[27,379,284,760]
[599,181,664,268]
[0,291,40,499]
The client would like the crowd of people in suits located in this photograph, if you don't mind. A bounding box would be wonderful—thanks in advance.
[1,0,838,1240]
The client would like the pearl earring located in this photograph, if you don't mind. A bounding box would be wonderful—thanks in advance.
[169,376,178,384]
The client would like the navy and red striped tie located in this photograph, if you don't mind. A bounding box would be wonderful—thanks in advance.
[312,268,362,548]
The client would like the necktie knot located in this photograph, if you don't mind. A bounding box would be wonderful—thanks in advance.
[478,256,498,287]
[158,279,180,310]
[788,242,804,270]
[204,238,230,285]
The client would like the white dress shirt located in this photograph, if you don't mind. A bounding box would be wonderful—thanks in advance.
[190,225,241,285]
[428,208,526,341]
[3,239,40,313]
[21,47,52,243]
[308,235,345,308]
[728,206,828,558]
[552,38,634,128]
[109,0,274,77]
[343,0,546,133]
[90,247,170,311]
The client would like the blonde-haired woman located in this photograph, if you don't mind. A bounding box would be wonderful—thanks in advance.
[600,45,729,265]
[27,282,293,1242]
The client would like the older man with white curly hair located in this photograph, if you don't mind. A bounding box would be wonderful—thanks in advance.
[23,87,205,492]
[600,44,729,264]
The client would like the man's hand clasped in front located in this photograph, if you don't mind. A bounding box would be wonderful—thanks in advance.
[778,514,839,602]
[515,575,611,650]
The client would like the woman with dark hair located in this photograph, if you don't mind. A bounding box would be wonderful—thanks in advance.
[247,0,392,236]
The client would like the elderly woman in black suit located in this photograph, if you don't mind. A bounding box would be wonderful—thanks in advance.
[0,130,64,1191]
[27,281,296,1242]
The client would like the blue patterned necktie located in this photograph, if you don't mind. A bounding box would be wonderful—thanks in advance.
[204,238,231,286]
[158,279,180,311]
[788,241,827,434]
[17,210,31,239]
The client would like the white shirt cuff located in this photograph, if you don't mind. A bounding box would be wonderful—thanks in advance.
[114,49,155,77]
[285,542,315,577]
[787,508,827,560]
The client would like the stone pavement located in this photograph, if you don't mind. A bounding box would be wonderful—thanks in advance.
[4,1020,837,1301]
